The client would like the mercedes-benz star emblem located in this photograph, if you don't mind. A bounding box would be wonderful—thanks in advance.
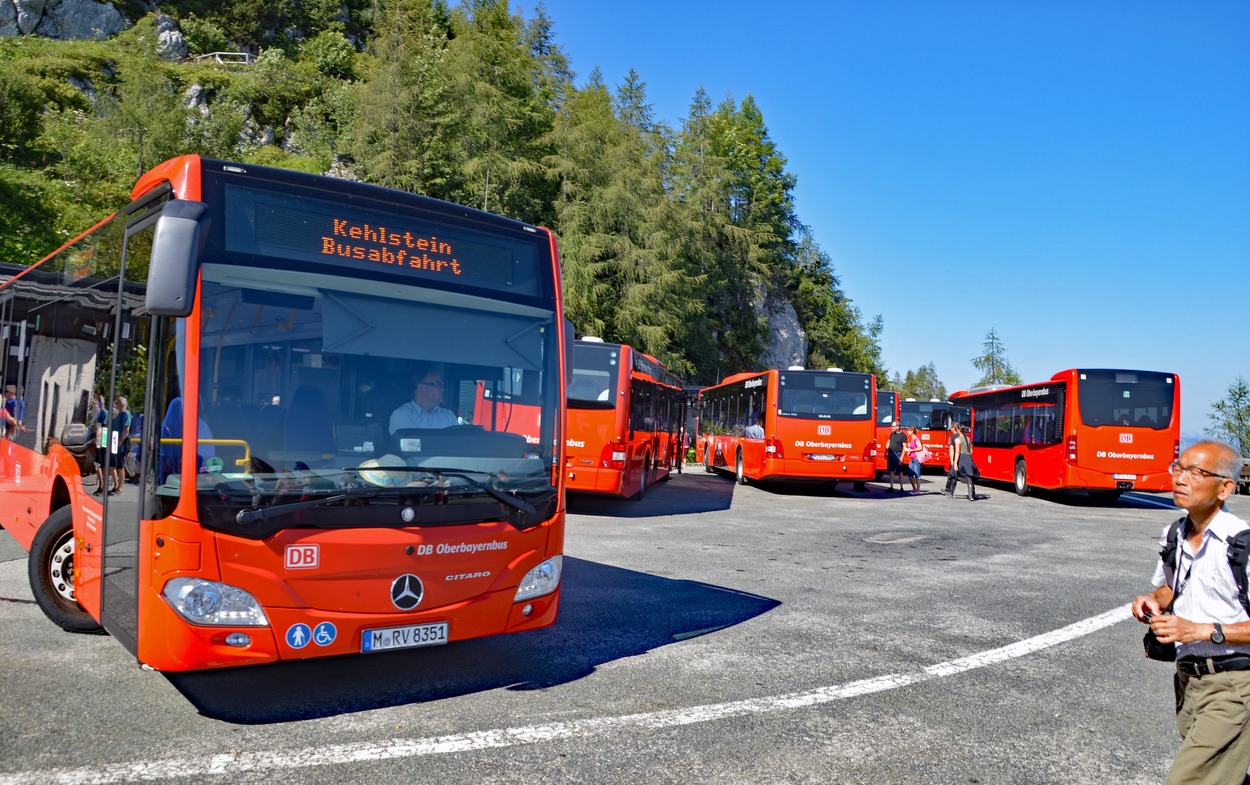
[390,574,424,611]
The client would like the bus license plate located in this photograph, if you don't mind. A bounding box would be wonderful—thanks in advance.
[1113,473,1137,481]
[807,454,838,461]
[361,622,449,653]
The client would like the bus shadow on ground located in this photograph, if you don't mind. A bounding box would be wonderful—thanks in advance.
[567,470,735,517]
[164,556,779,724]
[978,482,1178,510]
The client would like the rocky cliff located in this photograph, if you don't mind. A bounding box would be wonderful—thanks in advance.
[0,0,127,40]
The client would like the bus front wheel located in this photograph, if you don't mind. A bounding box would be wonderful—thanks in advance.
[28,506,105,634]
[1014,460,1029,497]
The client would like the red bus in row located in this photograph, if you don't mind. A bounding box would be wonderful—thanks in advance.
[899,399,972,472]
[0,155,569,672]
[699,367,877,486]
[949,368,1179,498]
[565,339,685,499]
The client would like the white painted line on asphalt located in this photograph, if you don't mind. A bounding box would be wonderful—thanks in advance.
[0,604,1133,785]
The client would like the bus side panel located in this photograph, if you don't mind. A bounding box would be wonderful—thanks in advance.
[0,441,68,551]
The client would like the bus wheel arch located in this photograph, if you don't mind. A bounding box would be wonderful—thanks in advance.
[1014,458,1029,496]
[28,506,105,634]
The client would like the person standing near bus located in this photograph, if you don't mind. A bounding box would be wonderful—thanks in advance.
[944,423,976,500]
[2,385,22,439]
[901,426,923,494]
[389,366,458,434]
[92,395,110,495]
[109,396,132,496]
[1131,440,1250,785]
[885,420,907,492]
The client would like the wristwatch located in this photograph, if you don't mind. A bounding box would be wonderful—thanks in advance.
[1212,622,1226,645]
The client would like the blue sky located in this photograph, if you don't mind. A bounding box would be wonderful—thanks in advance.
[521,0,1249,434]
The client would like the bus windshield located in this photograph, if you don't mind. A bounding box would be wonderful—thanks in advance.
[777,371,873,421]
[181,263,560,537]
[1077,370,1175,430]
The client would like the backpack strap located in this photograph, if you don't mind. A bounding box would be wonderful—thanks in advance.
[1226,529,1250,618]
[1159,518,1184,583]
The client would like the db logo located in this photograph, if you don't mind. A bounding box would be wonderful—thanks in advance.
[817,425,831,435]
[1119,433,1133,444]
[285,544,320,569]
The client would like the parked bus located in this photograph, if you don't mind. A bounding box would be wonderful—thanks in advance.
[949,369,1179,497]
[0,155,569,672]
[699,368,877,486]
[565,338,685,499]
[898,398,972,472]
[873,390,899,477]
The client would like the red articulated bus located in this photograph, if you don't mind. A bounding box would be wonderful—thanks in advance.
[699,368,877,487]
[0,155,570,672]
[565,338,686,499]
[898,399,972,472]
[873,390,899,477]
[949,368,1180,498]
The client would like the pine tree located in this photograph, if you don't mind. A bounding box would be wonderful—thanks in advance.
[348,0,460,197]
[971,328,1022,387]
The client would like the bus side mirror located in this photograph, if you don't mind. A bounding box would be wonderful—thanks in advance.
[563,319,575,385]
[146,200,210,317]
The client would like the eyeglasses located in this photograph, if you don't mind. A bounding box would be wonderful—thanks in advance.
[418,380,445,389]
[1169,461,1232,482]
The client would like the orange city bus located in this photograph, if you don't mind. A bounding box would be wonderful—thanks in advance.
[872,390,899,477]
[0,155,570,672]
[565,338,685,499]
[700,368,877,486]
[949,368,1180,498]
[899,398,972,472]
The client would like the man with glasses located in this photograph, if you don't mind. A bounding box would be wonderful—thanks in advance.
[1132,440,1250,784]
[389,366,458,434]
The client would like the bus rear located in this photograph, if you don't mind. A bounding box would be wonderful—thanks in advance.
[2,155,569,672]
[770,369,877,483]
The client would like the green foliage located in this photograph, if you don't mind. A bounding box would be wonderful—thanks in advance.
[180,16,230,55]
[301,31,357,80]
[971,328,1022,387]
[893,363,947,400]
[1207,376,1250,458]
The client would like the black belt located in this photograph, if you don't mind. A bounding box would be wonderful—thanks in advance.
[1176,655,1250,677]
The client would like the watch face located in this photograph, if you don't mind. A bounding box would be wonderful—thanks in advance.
[1213,624,1226,644]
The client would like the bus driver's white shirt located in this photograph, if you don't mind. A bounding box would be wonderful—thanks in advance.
[389,401,458,433]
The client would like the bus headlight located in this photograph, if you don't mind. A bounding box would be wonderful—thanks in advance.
[514,555,562,601]
[162,578,270,627]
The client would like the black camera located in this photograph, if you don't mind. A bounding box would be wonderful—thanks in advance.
[1143,627,1176,662]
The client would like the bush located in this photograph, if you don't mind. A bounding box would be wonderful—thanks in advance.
[301,31,355,80]
[180,16,230,56]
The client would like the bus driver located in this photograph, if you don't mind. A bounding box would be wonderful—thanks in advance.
[389,366,458,433]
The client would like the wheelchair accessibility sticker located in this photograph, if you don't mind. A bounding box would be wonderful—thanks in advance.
[312,622,337,647]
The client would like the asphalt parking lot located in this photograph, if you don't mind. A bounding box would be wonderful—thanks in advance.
[3,468,1245,785]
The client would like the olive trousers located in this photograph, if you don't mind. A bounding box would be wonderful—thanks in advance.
[1169,669,1250,785]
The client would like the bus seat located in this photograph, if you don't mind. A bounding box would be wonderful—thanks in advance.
[282,385,335,462]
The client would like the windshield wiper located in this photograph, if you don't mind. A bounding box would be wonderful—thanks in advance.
[234,489,379,525]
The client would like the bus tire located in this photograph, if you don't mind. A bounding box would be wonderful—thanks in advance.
[705,445,715,473]
[632,456,650,500]
[28,506,105,634]
[735,452,747,485]
[1014,460,1029,497]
